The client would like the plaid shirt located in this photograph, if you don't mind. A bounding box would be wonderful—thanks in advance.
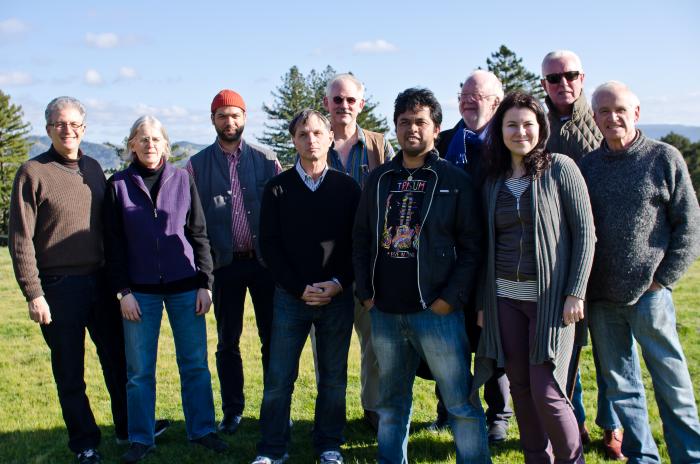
[327,125,394,188]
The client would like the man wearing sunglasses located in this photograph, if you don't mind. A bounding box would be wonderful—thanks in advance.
[541,50,623,460]
[541,50,603,163]
[321,73,394,432]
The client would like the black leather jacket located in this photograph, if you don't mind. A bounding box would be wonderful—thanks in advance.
[352,150,483,311]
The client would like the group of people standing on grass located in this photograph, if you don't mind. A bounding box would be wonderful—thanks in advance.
[8,48,700,464]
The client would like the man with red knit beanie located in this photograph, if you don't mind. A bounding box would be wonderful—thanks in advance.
[188,89,282,434]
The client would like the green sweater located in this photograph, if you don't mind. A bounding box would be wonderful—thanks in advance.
[579,131,700,305]
[545,92,602,163]
[472,154,596,403]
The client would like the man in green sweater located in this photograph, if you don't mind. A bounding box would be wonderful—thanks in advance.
[8,97,129,464]
[579,81,700,464]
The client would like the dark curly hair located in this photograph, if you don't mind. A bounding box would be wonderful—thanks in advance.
[484,91,551,179]
[393,87,442,127]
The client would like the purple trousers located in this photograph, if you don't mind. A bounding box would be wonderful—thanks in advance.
[498,297,583,464]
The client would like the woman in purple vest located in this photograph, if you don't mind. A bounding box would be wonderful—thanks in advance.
[104,116,228,462]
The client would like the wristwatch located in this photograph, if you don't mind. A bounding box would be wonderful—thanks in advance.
[116,288,132,301]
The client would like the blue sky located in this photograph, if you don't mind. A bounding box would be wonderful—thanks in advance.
[2,0,698,145]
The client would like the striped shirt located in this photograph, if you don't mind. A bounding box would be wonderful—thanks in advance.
[496,176,538,302]
[328,125,394,188]
[295,160,329,192]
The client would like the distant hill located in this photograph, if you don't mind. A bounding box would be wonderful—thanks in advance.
[638,124,700,142]
[27,137,207,170]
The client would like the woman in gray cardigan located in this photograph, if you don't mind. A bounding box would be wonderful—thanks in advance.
[473,92,595,463]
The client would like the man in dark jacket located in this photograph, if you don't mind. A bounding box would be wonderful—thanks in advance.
[353,88,489,464]
[424,70,512,443]
[187,89,282,435]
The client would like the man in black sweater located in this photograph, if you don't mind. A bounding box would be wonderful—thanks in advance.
[252,110,361,464]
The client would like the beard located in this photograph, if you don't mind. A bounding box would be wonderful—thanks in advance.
[215,124,244,143]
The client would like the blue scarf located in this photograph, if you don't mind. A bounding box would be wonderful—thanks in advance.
[444,120,481,169]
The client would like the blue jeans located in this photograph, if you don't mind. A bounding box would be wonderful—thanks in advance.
[371,308,490,464]
[257,288,354,458]
[589,289,700,463]
[123,291,216,445]
[571,358,621,430]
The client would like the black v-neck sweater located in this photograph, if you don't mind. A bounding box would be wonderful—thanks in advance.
[259,168,361,298]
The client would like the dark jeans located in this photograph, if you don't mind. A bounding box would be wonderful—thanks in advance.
[213,258,274,417]
[498,297,582,464]
[257,287,354,458]
[39,272,128,453]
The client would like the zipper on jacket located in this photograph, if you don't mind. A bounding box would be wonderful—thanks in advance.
[370,169,393,301]
[516,194,523,282]
[417,166,438,309]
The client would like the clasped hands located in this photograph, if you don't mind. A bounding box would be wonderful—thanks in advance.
[302,281,342,307]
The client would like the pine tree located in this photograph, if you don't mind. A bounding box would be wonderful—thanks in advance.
[260,66,391,165]
[486,45,545,99]
[0,91,30,234]
[661,132,700,203]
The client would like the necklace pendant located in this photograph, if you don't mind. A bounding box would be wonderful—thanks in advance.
[407,175,413,181]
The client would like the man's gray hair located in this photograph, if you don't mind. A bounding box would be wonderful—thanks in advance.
[125,115,172,161]
[45,96,86,124]
[288,109,331,137]
[591,81,641,112]
[325,73,365,99]
[463,69,504,100]
[541,50,584,75]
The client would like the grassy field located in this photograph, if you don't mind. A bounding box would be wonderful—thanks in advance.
[0,247,698,463]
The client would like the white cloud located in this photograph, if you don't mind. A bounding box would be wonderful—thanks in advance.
[85,32,120,48]
[0,71,32,86]
[118,66,137,79]
[84,69,103,85]
[0,18,27,36]
[353,39,398,54]
[639,92,700,125]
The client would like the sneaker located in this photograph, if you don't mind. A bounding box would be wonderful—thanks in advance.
[76,448,101,464]
[319,450,344,463]
[121,443,154,463]
[116,419,171,445]
[154,419,171,438]
[251,454,289,464]
[191,432,229,453]
[487,423,508,444]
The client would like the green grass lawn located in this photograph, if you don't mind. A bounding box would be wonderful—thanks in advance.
[0,248,698,463]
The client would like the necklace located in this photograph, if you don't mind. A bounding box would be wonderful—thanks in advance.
[404,166,421,180]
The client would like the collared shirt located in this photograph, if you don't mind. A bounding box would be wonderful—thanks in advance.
[295,159,328,192]
[328,125,394,188]
[219,139,253,252]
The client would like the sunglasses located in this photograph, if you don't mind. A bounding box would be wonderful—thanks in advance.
[332,96,358,105]
[544,71,581,84]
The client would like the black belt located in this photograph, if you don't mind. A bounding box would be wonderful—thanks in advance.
[232,250,255,260]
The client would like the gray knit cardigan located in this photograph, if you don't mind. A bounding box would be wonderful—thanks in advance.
[471,153,596,403]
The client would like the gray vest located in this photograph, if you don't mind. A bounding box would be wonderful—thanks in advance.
[189,139,279,269]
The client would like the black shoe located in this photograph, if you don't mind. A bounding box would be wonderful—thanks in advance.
[116,419,170,445]
[121,443,154,463]
[363,409,379,432]
[218,414,242,435]
[154,419,171,438]
[191,432,229,453]
[76,448,102,464]
[488,423,508,444]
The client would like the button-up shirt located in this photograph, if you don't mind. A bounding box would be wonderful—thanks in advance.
[295,160,328,192]
[327,125,394,188]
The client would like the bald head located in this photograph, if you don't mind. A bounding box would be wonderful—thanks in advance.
[592,81,641,151]
[458,70,504,132]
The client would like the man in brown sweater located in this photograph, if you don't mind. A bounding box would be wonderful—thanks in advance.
[9,96,129,464]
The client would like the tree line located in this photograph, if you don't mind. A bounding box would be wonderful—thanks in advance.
[1,45,699,236]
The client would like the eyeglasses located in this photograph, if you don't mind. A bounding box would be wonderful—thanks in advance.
[138,136,162,145]
[332,96,358,105]
[457,93,496,102]
[48,121,84,130]
[544,71,581,84]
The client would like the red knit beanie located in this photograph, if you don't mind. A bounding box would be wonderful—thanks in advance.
[211,89,246,114]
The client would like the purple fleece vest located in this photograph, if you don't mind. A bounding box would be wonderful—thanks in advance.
[112,162,197,285]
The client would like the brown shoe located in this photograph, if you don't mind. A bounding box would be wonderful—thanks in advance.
[579,421,591,445]
[603,428,625,460]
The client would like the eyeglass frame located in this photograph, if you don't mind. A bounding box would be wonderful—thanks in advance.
[47,121,85,131]
[457,92,498,102]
